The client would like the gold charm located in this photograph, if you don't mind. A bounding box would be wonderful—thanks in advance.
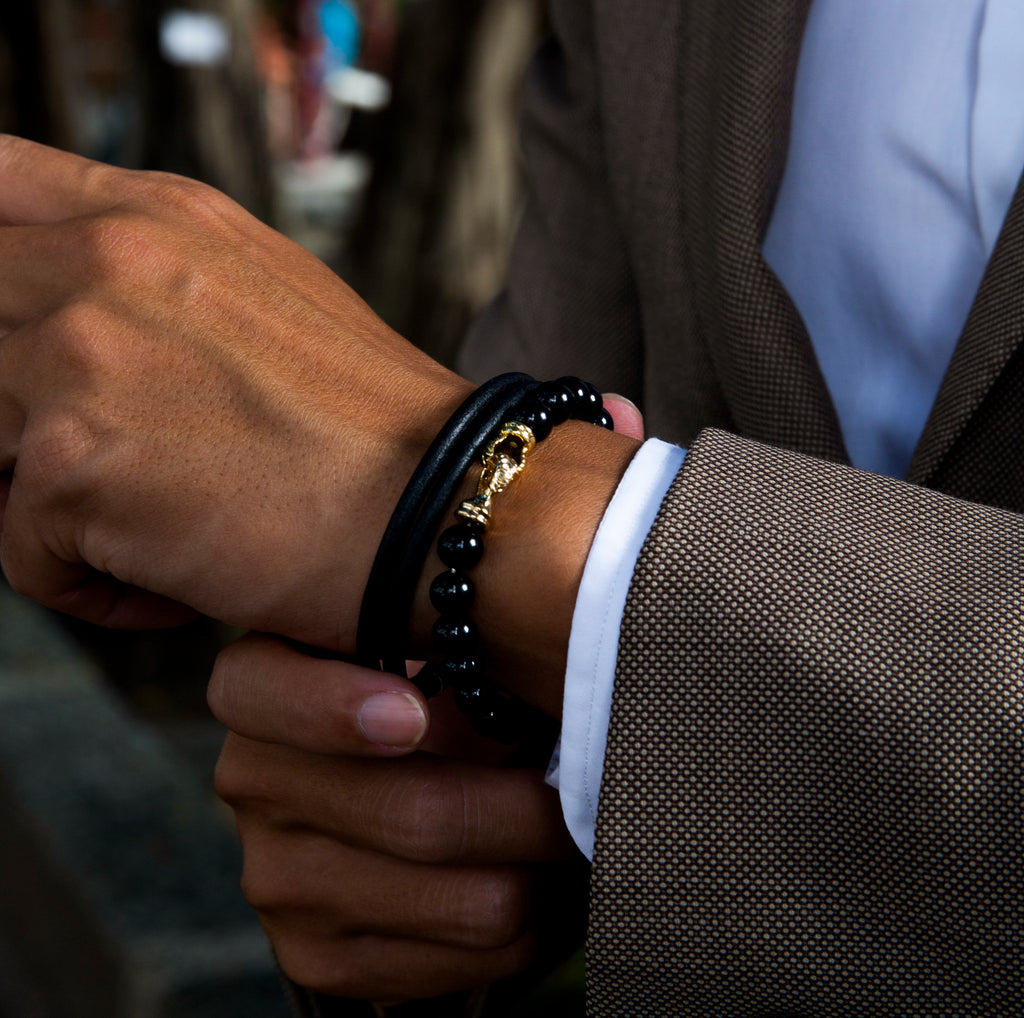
[456,422,536,527]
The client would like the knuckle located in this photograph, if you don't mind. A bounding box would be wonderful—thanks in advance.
[82,160,131,203]
[0,552,33,600]
[239,859,291,912]
[14,307,124,515]
[41,301,117,381]
[213,739,291,832]
[205,661,233,727]
[113,166,190,205]
[149,171,219,209]
[459,868,532,949]
[270,937,326,991]
[273,940,363,999]
[387,771,464,863]
[74,153,128,194]
[19,412,97,511]
[212,738,257,807]
[236,833,317,913]
[70,201,196,299]
[238,864,270,911]
[212,754,239,806]
[134,170,239,232]
[73,211,149,280]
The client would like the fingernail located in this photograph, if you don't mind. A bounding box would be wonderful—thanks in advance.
[602,393,645,439]
[358,692,427,747]
[603,392,640,413]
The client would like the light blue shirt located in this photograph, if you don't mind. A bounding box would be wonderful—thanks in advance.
[556,0,1024,858]
[764,0,1024,477]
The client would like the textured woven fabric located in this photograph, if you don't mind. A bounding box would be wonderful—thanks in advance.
[591,430,1024,1015]
[906,165,1024,506]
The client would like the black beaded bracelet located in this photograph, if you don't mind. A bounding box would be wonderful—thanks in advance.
[417,376,614,742]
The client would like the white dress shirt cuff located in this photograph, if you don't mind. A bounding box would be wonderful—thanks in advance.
[547,438,686,859]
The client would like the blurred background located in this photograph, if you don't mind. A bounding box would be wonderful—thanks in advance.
[0,2,588,1015]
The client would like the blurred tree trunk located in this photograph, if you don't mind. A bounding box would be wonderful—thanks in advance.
[129,0,275,220]
[345,0,545,366]
[0,0,77,147]
[0,0,272,219]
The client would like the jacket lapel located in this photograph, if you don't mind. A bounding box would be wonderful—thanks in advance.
[906,167,1024,504]
[677,0,848,464]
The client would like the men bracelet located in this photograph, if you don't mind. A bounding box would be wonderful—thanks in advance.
[356,372,535,681]
[417,376,613,742]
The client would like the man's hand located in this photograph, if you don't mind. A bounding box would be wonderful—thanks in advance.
[210,635,585,1001]
[0,134,640,710]
[0,134,471,642]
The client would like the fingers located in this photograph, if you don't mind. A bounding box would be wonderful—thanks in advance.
[211,639,584,1000]
[0,135,123,225]
[271,926,536,1002]
[238,826,534,950]
[234,812,586,1000]
[215,734,576,865]
[208,634,429,755]
[0,514,196,628]
[0,453,198,629]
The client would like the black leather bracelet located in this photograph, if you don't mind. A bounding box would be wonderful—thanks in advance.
[356,372,536,680]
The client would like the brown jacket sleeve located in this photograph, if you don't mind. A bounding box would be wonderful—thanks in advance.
[590,429,1024,1016]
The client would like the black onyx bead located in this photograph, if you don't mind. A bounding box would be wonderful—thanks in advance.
[453,682,498,716]
[432,616,477,652]
[439,656,486,688]
[453,684,520,743]
[556,376,601,416]
[532,381,575,425]
[438,523,484,570]
[467,702,520,744]
[591,408,614,430]
[512,401,553,442]
[411,661,445,698]
[429,570,475,613]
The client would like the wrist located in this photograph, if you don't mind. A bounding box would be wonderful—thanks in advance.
[313,368,475,653]
[410,421,640,719]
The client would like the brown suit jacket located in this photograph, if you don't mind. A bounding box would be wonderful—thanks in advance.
[460,0,1024,1014]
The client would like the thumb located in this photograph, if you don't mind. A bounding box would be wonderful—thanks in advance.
[208,633,429,757]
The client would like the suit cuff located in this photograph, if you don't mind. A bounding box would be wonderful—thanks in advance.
[548,437,686,859]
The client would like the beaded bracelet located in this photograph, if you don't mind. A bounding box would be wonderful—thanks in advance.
[356,372,535,683]
[416,377,614,742]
